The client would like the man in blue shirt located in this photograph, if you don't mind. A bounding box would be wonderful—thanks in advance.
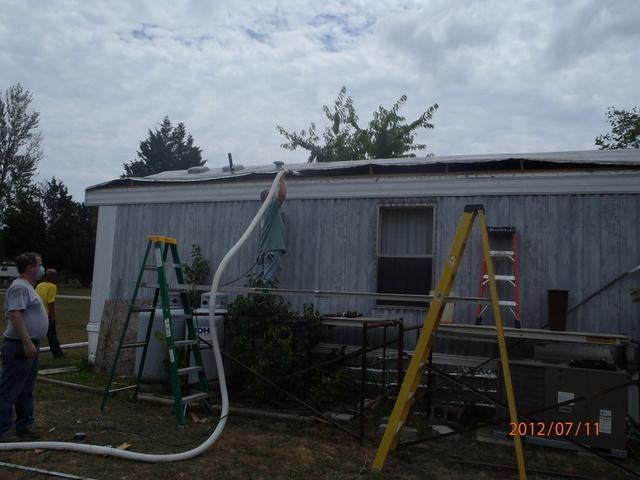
[0,252,48,442]
[256,176,287,282]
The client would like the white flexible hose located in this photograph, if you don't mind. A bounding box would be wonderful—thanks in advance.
[0,170,287,462]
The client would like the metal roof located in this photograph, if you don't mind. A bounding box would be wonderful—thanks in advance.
[86,149,640,192]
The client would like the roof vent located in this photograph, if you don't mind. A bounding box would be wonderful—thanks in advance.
[222,164,244,172]
[187,166,210,174]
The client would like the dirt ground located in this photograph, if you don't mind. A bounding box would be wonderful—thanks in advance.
[0,379,637,480]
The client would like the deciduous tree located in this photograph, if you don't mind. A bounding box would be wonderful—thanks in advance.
[277,87,438,162]
[595,106,640,149]
[0,84,43,225]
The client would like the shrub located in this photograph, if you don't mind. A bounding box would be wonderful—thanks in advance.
[224,279,346,408]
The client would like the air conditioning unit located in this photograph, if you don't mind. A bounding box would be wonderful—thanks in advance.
[496,360,627,457]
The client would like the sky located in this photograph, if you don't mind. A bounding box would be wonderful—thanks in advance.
[1,0,639,201]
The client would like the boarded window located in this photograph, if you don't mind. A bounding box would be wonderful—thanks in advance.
[377,205,434,307]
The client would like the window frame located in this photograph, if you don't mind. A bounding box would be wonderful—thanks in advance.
[375,201,437,308]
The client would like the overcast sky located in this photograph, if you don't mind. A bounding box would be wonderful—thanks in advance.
[1,0,639,200]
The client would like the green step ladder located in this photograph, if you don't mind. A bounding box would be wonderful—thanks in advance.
[100,235,214,425]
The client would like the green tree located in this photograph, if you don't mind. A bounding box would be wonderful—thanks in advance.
[42,177,77,272]
[70,204,97,287]
[277,87,438,162]
[0,84,43,225]
[595,106,640,149]
[41,178,96,285]
[1,188,46,258]
[122,116,205,177]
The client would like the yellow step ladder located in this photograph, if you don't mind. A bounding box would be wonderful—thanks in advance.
[372,205,527,479]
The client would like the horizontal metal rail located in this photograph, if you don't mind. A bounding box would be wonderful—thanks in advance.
[40,341,88,353]
[177,284,494,304]
[436,323,631,345]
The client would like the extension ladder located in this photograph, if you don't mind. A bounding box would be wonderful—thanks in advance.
[475,226,521,328]
[372,205,527,479]
[100,235,214,425]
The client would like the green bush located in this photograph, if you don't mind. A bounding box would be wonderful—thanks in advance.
[224,279,347,408]
[182,244,210,308]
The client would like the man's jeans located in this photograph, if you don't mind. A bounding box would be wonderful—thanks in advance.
[256,250,284,282]
[47,316,64,358]
[0,340,39,435]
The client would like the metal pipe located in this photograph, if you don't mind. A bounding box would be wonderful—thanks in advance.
[425,350,434,419]
[382,325,387,392]
[38,376,321,425]
[397,320,404,393]
[360,322,368,442]
[183,284,494,304]
[568,263,640,314]
[0,461,95,480]
[364,390,391,410]
[40,341,88,353]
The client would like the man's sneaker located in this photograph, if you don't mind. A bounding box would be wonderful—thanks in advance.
[15,427,42,440]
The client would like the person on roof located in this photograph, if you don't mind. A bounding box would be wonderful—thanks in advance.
[255,175,286,282]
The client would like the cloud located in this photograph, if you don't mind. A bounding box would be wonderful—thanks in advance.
[0,0,638,200]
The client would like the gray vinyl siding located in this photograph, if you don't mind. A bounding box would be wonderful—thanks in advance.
[107,193,640,343]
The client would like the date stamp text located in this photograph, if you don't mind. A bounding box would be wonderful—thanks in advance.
[508,421,600,437]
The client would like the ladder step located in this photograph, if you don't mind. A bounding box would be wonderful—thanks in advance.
[174,340,198,347]
[483,274,515,281]
[489,250,514,257]
[139,282,184,292]
[143,265,158,271]
[122,342,148,349]
[499,300,517,307]
[109,385,137,394]
[181,392,209,404]
[178,366,203,376]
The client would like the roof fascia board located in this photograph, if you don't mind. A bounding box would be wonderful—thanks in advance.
[84,171,640,206]
[86,150,640,191]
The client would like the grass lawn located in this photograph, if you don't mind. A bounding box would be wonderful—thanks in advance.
[3,380,634,480]
[1,285,639,478]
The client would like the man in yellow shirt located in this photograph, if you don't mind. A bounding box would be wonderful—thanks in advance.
[35,269,64,358]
